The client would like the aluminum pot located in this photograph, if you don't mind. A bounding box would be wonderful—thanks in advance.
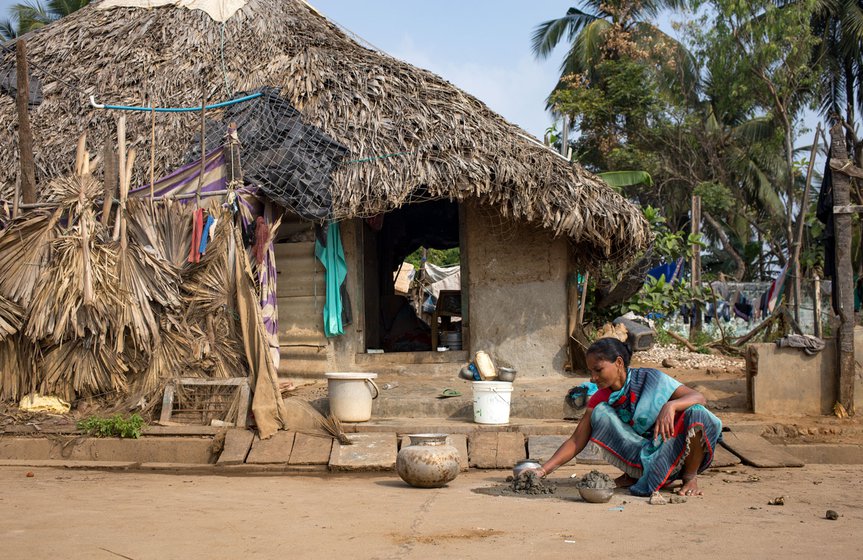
[512,459,542,478]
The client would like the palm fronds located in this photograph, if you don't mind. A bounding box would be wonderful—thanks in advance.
[0,295,24,341]
[37,338,130,402]
[25,224,120,343]
[0,209,62,307]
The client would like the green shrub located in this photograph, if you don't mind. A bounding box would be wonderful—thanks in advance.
[77,413,145,439]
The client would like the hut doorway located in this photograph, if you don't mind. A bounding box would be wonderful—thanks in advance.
[361,199,467,355]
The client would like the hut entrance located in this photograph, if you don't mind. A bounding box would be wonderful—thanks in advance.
[361,199,467,355]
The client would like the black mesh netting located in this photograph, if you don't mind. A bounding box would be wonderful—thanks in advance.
[188,87,348,220]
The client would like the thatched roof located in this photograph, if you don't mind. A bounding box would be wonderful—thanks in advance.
[0,0,651,265]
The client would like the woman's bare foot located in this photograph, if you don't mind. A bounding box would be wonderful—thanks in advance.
[677,474,702,496]
[615,474,637,488]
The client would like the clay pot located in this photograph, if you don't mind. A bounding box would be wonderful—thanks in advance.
[396,434,460,488]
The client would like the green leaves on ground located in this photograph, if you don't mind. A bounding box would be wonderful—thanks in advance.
[77,413,145,439]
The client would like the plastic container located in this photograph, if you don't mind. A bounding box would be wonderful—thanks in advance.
[324,372,379,422]
[474,351,497,380]
[471,380,513,424]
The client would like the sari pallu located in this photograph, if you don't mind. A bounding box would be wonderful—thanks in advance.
[588,368,722,496]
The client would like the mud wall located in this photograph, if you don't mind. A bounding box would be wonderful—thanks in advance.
[464,202,569,376]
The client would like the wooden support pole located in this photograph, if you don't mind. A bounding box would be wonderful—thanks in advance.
[16,39,36,204]
[813,273,822,339]
[149,106,156,202]
[112,116,127,241]
[829,123,856,415]
[101,139,117,227]
[690,195,702,334]
[792,124,822,326]
[195,94,207,207]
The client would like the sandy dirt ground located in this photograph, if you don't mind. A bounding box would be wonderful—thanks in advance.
[2,463,861,560]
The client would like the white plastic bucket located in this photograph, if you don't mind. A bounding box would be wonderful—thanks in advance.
[325,372,379,422]
[471,381,513,424]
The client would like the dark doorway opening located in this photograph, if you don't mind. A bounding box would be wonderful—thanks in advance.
[362,199,463,353]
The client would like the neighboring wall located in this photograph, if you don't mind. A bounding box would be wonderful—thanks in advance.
[276,219,363,378]
[746,326,863,415]
[464,202,569,377]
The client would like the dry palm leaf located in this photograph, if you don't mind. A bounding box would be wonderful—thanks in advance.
[0,335,35,401]
[126,318,193,414]
[283,398,351,445]
[0,209,63,307]
[25,222,121,344]
[115,239,183,353]
[182,209,235,319]
[38,338,130,401]
[42,174,102,212]
[0,294,24,340]
[126,199,193,268]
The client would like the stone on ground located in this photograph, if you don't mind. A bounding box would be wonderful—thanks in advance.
[289,433,334,465]
[216,429,255,466]
[246,431,295,464]
[329,433,397,471]
[469,432,526,469]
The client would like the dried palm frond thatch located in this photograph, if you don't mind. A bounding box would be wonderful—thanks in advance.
[115,239,183,352]
[0,0,649,266]
[0,335,35,401]
[37,338,131,402]
[182,209,235,319]
[126,199,193,269]
[0,209,62,307]
[0,295,23,341]
[25,225,121,344]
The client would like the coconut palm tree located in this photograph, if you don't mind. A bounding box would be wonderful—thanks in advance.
[1,0,89,40]
[531,1,698,103]
[807,0,863,163]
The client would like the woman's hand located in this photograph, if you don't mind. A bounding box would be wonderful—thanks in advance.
[520,466,547,478]
[653,402,677,442]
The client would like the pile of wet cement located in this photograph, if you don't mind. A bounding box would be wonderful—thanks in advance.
[510,471,557,495]
[576,470,615,489]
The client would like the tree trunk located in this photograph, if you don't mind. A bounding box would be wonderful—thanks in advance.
[703,211,745,281]
[16,40,36,204]
[829,123,856,415]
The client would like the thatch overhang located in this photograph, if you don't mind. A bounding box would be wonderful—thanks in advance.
[0,0,651,266]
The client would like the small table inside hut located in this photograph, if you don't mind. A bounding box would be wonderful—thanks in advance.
[430,290,462,349]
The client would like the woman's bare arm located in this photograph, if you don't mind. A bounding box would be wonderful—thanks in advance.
[537,407,594,476]
[653,385,707,440]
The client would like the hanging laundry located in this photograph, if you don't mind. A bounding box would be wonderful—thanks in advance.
[315,222,351,337]
[188,208,204,263]
[199,213,216,255]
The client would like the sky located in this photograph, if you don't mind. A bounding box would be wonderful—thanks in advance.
[0,0,824,153]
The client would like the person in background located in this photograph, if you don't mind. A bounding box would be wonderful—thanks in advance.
[531,338,722,496]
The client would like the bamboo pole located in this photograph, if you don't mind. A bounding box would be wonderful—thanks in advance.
[813,273,822,339]
[791,123,822,326]
[16,39,36,204]
[577,270,590,326]
[149,106,156,202]
[101,139,117,227]
[120,149,136,251]
[195,94,207,207]
[690,195,702,335]
[113,116,127,241]
[829,123,856,415]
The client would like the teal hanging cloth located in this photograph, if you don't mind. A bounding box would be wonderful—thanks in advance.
[315,222,348,337]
